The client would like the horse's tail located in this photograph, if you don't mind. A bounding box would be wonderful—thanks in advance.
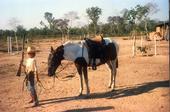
[113,40,119,68]
[116,58,118,68]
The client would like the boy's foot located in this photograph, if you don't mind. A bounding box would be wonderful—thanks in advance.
[92,66,97,70]
[32,102,39,107]
[28,100,33,103]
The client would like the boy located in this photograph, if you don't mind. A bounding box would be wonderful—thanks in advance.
[22,46,39,107]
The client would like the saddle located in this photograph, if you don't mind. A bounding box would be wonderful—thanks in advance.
[84,36,106,70]
[91,35,104,43]
[84,36,118,70]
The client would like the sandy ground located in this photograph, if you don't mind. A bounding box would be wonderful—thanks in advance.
[0,37,169,112]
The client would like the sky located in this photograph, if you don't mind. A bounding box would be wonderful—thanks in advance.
[0,0,169,30]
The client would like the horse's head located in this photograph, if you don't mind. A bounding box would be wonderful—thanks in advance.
[48,45,64,77]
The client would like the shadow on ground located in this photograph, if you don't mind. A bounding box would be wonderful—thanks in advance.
[61,106,114,112]
[91,80,169,99]
[39,80,169,106]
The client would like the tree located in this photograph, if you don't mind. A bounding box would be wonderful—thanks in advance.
[124,3,159,34]
[53,19,69,41]
[143,2,159,37]
[107,16,125,36]
[123,3,160,57]
[64,11,79,39]
[100,23,110,36]
[86,6,102,35]
[8,18,20,52]
[44,12,55,30]
[64,11,79,27]
[16,25,27,38]
[40,20,47,28]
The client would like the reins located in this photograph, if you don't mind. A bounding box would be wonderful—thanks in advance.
[21,72,56,93]
[36,76,56,90]
[37,62,77,92]
[55,62,77,81]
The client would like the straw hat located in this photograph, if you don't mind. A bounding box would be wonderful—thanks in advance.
[27,46,36,54]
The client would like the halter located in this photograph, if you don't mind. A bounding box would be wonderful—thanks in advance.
[82,41,85,57]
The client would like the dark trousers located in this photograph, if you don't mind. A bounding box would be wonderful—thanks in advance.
[26,72,38,104]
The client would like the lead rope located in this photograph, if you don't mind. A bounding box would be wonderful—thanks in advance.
[36,62,70,91]
[55,63,77,81]
[37,75,55,91]
[36,62,73,93]
[82,42,84,57]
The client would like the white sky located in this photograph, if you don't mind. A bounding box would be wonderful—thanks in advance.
[0,0,169,30]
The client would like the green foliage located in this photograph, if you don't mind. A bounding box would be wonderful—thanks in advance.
[86,6,102,35]
[86,6,102,25]
[124,3,159,34]
[16,25,27,38]
[44,12,54,30]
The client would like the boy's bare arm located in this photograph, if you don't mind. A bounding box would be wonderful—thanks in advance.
[34,60,40,82]
[35,71,40,82]
[21,63,26,73]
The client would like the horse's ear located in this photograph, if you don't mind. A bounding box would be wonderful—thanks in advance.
[51,46,54,53]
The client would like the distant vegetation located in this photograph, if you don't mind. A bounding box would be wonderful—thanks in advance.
[0,3,167,40]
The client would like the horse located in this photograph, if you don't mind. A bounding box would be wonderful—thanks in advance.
[48,37,119,96]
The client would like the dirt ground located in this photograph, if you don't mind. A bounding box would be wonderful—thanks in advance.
[0,37,169,112]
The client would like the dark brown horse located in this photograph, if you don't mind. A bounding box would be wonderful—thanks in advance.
[48,38,119,96]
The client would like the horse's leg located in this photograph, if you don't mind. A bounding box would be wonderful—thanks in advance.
[79,73,83,96]
[106,59,117,89]
[76,65,83,96]
[106,61,113,88]
[83,66,90,96]
[111,59,117,89]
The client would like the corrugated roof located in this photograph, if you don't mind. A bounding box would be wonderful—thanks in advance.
[156,22,169,27]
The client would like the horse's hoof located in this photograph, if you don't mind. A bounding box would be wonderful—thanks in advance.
[108,86,111,89]
[78,93,83,97]
[111,88,116,92]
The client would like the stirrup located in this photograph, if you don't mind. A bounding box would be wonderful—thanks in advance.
[92,65,97,70]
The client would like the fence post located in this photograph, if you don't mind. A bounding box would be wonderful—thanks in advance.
[132,33,136,57]
[15,35,19,53]
[7,36,9,53]
[10,36,12,54]
[140,33,143,48]
[154,36,157,56]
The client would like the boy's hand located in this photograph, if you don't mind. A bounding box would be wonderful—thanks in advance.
[37,78,41,82]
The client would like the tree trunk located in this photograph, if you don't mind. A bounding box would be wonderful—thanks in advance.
[9,36,12,54]
[67,28,70,40]
[94,23,96,36]
[7,37,10,54]
[140,32,143,48]
[15,32,19,53]
[60,29,64,42]
[145,20,149,39]
[154,36,157,56]
[132,32,136,57]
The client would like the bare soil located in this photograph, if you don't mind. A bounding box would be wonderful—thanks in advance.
[0,37,169,112]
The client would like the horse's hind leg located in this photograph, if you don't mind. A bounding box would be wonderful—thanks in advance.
[112,60,117,89]
[106,60,117,89]
[83,66,90,96]
[79,73,83,96]
[76,65,83,96]
[106,61,113,88]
